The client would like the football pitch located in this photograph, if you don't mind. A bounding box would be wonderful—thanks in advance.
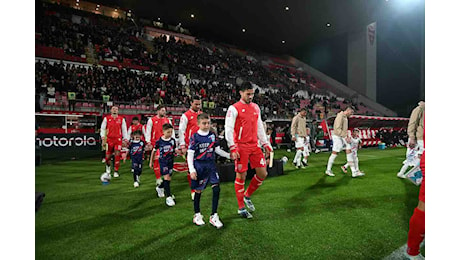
[35,147,421,259]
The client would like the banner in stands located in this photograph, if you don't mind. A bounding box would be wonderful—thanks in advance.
[36,133,100,161]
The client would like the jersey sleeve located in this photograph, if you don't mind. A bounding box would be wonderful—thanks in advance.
[224,105,238,150]
[145,118,153,144]
[290,116,298,137]
[154,140,160,150]
[255,105,270,147]
[100,117,107,138]
[187,149,196,173]
[127,126,132,138]
[178,114,188,146]
[121,118,129,141]
[188,133,197,152]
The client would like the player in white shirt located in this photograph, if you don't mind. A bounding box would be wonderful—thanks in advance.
[341,129,365,177]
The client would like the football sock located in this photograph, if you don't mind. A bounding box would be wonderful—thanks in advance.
[327,153,337,171]
[302,157,308,164]
[212,185,220,215]
[163,180,171,197]
[346,153,357,173]
[158,181,164,188]
[114,153,121,171]
[105,152,111,166]
[343,163,349,168]
[193,192,201,213]
[133,172,137,182]
[294,150,302,165]
[407,208,425,256]
[234,177,245,209]
[399,164,410,175]
[244,175,264,198]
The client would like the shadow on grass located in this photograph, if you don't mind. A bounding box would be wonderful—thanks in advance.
[401,178,419,225]
[283,174,352,217]
[36,203,170,245]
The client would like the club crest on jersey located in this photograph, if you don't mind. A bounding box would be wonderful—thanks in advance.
[242,109,245,112]
[191,116,194,119]
[210,135,215,142]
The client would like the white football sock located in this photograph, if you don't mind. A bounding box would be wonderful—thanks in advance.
[346,153,357,174]
[343,163,349,168]
[327,153,337,171]
[294,150,302,165]
[398,163,410,175]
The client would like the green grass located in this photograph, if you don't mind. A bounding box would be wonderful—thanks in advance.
[36,147,420,259]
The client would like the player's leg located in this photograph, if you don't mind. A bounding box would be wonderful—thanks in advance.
[293,137,304,168]
[163,171,175,206]
[397,161,411,178]
[105,142,114,173]
[191,167,208,226]
[153,150,162,184]
[326,135,342,176]
[243,147,268,213]
[302,144,309,166]
[234,150,249,214]
[209,182,223,229]
[113,142,122,177]
[406,167,425,258]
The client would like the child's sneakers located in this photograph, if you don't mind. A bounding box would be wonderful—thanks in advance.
[166,196,175,207]
[156,187,165,198]
[113,172,119,178]
[341,165,348,173]
[193,213,205,226]
[209,213,223,229]
[133,181,139,188]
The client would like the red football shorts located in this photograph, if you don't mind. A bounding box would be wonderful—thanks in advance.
[234,144,266,173]
[106,138,122,155]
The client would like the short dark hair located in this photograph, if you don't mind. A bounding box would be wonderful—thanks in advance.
[162,123,173,131]
[300,107,307,112]
[197,113,210,122]
[192,95,201,102]
[156,105,165,111]
[132,116,139,121]
[353,128,360,133]
[239,81,253,92]
[346,106,355,111]
[133,130,142,136]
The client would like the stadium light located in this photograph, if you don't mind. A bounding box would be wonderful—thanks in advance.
[97,4,100,7]
[191,14,195,18]
[285,6,289,11]
[76,3,79,6]
[282,40,285,44]
[158,17,161,21]
[326,22,331,27]
[115,9,117,12]
[242,28,246,33]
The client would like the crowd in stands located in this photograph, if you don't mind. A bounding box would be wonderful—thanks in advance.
[35,2,379,119]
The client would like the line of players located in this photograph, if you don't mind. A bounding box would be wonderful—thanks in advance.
[99,82,273,229]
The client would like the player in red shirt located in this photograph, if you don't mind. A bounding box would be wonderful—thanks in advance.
[405,116,425,259]
[127,117,143,140]
[178,96,202,200]
[100,106,129,181]
[225,82,273,218]
[145,105,175,190]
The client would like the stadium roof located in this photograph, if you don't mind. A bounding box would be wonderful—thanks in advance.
[90,0,385,55]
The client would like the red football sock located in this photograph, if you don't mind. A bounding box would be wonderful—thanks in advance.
[105,152,111,166]
[407,207,425,256]
[244,175,265,198]
[114,154,121,171]
[153,159,161,179]
[234,177,245,209]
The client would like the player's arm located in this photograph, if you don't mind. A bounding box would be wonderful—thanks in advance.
[178,114,188,151]
[121,118,129,145]
[256,105,273,154]
[407,107,420,148]
[149,144,157,169]
[215,146,231,159]
[100,117,107,146]
[224,105,239,159]
[144,118,153,147]
[127,126,132,139]
[290,116,298,141]
[333,115,343,137]
[187,150,197,180]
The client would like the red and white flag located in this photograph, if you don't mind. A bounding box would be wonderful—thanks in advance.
[320,119,331,140]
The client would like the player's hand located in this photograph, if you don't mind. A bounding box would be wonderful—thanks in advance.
[409,139,416,149]
[154,154,160,160]
[190,172,197,180]
[145,143,152,151]
[122,139,128,148]
[101,137,107,147]
[230,151,240,160]
[149,161,154,169]
[291,136,296,141]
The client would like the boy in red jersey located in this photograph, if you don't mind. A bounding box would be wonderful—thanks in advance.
[224,82,273,218]
[100,106,129,181]
[178,96,202,200]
